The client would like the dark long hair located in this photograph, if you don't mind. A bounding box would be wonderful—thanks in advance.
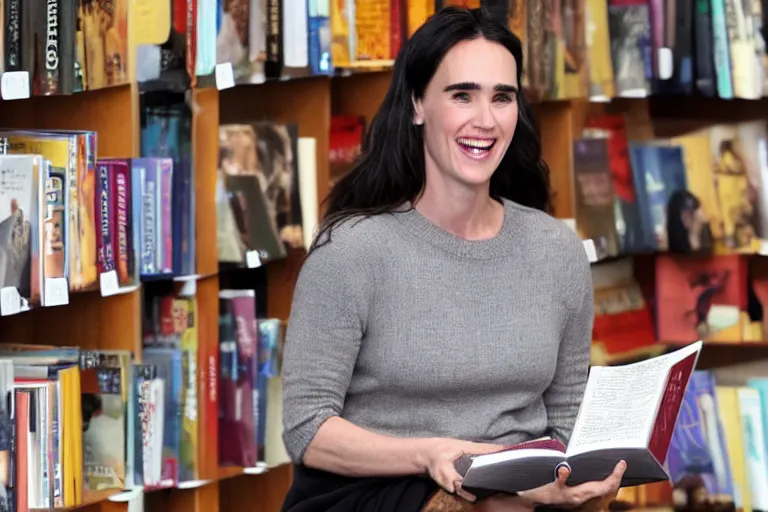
[313,6,551,251]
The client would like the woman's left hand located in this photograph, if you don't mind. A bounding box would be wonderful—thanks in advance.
[518,460,626,510]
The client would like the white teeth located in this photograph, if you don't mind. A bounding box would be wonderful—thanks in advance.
[456,137,495,149]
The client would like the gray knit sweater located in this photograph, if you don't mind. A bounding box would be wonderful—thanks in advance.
[281,199,594,464]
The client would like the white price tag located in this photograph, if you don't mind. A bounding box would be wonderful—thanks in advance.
[0,287,21,316]
[44,277,69,307]
[583,239,598,263]
[0,71,30,100]
[100,270,120,297]
[658,47,673,80]
[246,250,262,268]
[178,280,196,297]
[215,63,235,90]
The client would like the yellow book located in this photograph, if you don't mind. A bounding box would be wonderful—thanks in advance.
[355,0,391,62]
[716,386,750,512]
[585,0,614,99]
[407,0,433,37]
[179,297,200,481]
[59,366,83,507]
[130,0,171,46]
[331,0,353,67]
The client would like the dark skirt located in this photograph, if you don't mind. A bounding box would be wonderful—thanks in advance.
[281,464,440,512]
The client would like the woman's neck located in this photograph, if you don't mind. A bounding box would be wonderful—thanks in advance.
[414,185,504,241]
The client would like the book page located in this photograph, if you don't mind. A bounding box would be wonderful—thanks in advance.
[566,342,702,457]
[566,362,667,456]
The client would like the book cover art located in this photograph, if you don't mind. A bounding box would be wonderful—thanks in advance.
[0,155,39,305]
[708,123,760,254]
[572,137,620,260]
[655,254,747,342]
[217,0,251,81]
[218,124,287,263]
[141,348,182,488]
[667,371,734,504]
[1,132,75,298]
[81,0,129,89]
[669,130,722,252]
[590,258,657,364]
[607,1,651,97]
[732,120,768,247]
[629,143,690,252]
[79,351,130,492]
[583,115,645,254]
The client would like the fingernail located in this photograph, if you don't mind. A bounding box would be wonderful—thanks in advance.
[619,460,627,470]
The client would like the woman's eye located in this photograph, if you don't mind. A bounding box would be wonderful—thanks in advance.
[494,93,514,104]
[452,92,470,102]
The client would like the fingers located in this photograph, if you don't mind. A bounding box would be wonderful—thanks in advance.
[556,464,571,484]
[454,483,477,503]
[569,460,627,506]
[435,461,465,495]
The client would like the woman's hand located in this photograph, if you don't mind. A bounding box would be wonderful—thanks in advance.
[417,438,502,498]
[518,460,626,510]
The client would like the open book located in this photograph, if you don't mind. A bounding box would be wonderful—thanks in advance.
[455,341,702,495]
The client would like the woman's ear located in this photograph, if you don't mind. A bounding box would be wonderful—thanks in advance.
[412,94,425,126]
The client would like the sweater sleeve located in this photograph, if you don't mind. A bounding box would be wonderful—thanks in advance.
[543,236,594,445]
[281,232,373,463]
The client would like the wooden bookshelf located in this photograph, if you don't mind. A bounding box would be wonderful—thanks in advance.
[3,7,768,512]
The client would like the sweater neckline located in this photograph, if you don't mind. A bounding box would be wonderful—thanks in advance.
[393,198,518,259]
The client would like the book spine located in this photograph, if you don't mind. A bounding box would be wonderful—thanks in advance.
[711,0,733,98]
[160,159,173,274]
[96,161,115,273]
[265,0,282,76]
[142,162,157,275]
[51,382,62,507]
[5,0,21,70]
[44,162,67,282]
[57,0,76,94]
[68,137,80,290]
[40,0,62,95]
[112,161,131,285]
[130,160,142,281]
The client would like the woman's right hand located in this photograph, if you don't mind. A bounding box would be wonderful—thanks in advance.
[417,438,502,499]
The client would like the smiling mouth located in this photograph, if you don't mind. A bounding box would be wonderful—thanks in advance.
[456,137,496,159]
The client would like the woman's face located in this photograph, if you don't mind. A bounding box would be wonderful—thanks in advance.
[413,37,518,192]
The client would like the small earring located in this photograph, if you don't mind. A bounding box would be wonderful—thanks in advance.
[414,119,423,126]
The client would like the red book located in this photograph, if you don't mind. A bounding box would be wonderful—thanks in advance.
[455,342,702,496]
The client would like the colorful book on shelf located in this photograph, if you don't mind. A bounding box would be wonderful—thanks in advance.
[666,370,733,503]
[218,290,259,467]
[79,350,131,494]
[655,254,748,343]
[0,154,45,311]
[0,131,75,306]
[217,122,305,266]
[455,341,702,496]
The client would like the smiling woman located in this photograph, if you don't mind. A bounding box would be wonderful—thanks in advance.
[279,6,623,512]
